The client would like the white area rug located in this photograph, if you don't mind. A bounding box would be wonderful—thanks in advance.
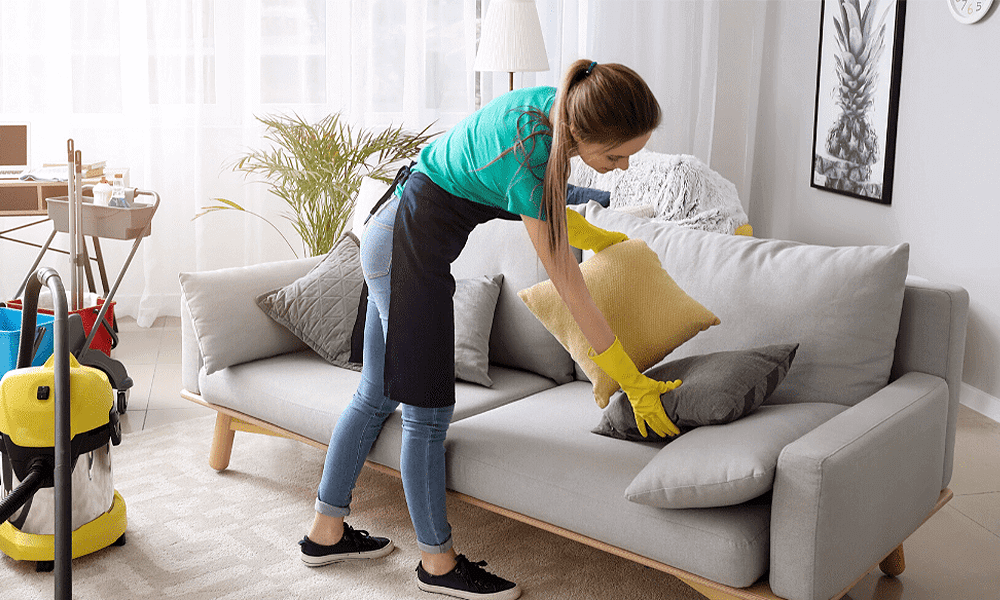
[0,416,703,599]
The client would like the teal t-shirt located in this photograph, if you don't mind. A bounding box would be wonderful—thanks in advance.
[405,86,556,219]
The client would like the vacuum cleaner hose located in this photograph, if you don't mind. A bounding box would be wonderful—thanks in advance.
[0,460,48,525]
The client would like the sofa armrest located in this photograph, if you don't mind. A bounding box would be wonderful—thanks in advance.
[179,256,322,380]
[769,371,949,600]
[892,276,969,489]
[181,296,203,394]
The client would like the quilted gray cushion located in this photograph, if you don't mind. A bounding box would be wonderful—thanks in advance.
[256,234,365,371]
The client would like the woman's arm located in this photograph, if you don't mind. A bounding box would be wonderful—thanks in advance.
[521,214,615,355]
[522,213,680,437]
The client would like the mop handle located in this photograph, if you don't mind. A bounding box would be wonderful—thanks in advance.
[66,141,78,313]
[74,150,85,312]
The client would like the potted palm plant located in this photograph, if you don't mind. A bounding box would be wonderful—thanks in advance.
[199,113,437,257]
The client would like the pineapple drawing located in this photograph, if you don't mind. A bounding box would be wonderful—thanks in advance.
[817,0,892,198]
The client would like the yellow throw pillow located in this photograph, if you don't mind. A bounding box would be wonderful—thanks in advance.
[518,239,721,408]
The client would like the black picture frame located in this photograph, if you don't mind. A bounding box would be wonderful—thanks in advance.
[811,0,907,205]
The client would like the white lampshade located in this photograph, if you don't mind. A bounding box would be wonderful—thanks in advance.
[474,0,549,78]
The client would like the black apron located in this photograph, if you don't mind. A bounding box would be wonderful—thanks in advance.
[383,171,520,408]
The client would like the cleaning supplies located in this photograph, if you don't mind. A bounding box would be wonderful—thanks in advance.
[109,174,129,208]
[93,177,112,206]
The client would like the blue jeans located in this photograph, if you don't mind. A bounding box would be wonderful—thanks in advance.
[314,194,454,554]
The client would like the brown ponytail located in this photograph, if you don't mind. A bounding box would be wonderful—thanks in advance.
[540,59,661,256]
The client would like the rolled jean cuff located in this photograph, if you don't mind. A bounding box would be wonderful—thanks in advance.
[417,534,453,555]
[315,497,351,518]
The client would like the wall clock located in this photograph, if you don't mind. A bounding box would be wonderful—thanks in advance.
[949,0,994,23]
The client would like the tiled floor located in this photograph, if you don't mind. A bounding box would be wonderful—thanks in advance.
[122,316,1000,600]
[116,315,214,434]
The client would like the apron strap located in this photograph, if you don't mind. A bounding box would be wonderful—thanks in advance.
[364,162,414,225]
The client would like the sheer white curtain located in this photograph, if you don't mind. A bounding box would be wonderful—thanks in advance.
[0,0,481,326]
[531,0,766,203]
[0,0,763,327]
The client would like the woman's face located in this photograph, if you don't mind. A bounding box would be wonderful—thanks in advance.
[574,132,652,174]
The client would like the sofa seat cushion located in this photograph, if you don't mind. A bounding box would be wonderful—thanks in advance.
[584,203,909,407]
[444,382,771,588]
[366,365,559,471]
[199,350,363,445]
[198,352,558,452]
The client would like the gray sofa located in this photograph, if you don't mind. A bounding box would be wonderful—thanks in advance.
[179,202,968,600]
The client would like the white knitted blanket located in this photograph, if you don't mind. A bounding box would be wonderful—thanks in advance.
[569,150,747,234]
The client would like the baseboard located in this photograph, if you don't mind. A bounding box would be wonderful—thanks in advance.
[961,383,1000,424]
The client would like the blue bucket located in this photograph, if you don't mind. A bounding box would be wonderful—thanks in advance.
[0,306,55,377]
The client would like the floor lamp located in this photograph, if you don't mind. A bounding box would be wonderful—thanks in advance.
[474,0,549,91]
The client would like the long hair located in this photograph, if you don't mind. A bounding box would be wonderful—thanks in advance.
[539,60,661,255]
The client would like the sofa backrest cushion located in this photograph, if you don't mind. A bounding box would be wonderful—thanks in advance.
[452,218,578,384]
[179,256,322,375]
[584,203,909,407]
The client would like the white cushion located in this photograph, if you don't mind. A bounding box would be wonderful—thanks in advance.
[351,176,391,237]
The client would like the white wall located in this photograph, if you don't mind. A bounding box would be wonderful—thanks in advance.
[751,0,1000,406]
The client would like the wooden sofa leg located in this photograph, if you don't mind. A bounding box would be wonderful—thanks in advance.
[879,544,905,577]
[209,413,236,471]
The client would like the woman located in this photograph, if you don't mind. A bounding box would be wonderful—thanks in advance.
[300,59,678,600]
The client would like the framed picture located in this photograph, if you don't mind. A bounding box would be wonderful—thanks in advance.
[811,0,907,205]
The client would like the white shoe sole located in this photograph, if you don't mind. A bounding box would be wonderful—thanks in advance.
[416,579,521,600]
[301,541,395,567]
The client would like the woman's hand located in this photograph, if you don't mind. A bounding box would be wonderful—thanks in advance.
[565,208,628,252]
[589,337,681,438]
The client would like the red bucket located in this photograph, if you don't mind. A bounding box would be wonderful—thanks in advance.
[3,298,116,357]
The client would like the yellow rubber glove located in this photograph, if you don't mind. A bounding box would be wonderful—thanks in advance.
[565,207,628,252]
[589,337,682,438]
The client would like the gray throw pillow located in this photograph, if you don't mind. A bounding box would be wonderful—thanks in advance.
[593,343,799,442]
[454,274,504,387]
[257,233,366,371]
[625,402,846,509]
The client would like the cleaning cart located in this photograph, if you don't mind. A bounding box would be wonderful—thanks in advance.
[10,141,159,416]
[0,268,127,600]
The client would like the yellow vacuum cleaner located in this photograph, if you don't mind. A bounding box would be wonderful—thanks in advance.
[0,268,126,598]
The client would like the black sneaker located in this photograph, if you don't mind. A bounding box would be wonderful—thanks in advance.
[416,554,521,600]
[298,523,394,567]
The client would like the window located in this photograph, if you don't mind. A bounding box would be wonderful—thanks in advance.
[260,0,327,104]
[147,0,217,104]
